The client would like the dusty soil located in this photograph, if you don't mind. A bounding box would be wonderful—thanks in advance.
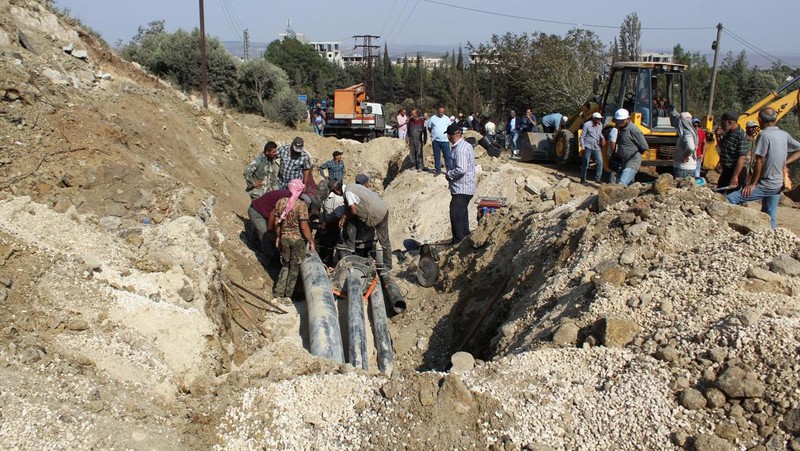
[1,1,800,450]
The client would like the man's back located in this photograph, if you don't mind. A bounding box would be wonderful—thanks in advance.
[344,183,387,227]
[755,126,800,192]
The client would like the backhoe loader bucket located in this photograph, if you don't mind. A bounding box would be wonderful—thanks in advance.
[517,132,554,162]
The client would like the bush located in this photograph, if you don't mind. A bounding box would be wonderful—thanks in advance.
[266,89,307,127]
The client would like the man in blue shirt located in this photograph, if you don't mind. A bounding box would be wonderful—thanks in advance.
[579,112,606,183]
[428,106,453,176]
[541,112,564,133]
[319,150,345,181]
[445,123,477,244]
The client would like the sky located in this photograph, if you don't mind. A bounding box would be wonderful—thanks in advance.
[54,0,800,65]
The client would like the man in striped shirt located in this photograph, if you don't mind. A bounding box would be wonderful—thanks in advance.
[445,123,477,244]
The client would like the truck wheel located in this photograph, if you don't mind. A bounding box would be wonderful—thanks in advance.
[553,129,576,165]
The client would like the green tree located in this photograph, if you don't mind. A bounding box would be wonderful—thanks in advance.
[264,37,333,94]
[234,59,291,114]
[618,12,641,61]
[266,88,308,127]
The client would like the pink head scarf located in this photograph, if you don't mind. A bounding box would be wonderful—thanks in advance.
[280,179,305,222]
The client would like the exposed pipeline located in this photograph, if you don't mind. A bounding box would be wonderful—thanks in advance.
[346,270,368,370]
[300,252,344,363]
[369,277,395,375]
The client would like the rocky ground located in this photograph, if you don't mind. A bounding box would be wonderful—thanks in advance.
[2,1,800,450]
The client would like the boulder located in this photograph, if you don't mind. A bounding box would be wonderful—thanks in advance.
[524,175,550,196]
[449,352,475,374]
[597,185,639,212]
[438,374,476,414]
[716,366,765,398]
[693,433,736,451]
[706,201,771,234]
[704,387,727,409]
[783,408,800,435]
[553,188,571,206]
[770,254,800,276]
[746,267,787,284]
[552,322,580,346]
[653,173,675,194]
[593,264,627,287]
[679,388,706,410]
[597,317,640,347]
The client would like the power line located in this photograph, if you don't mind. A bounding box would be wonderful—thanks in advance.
[421,0,715,31]
[389,0,422,44]
[380,0,400,39]
[385,0,413,42]
[222,0,246,31]
[723,28,797,69]
[217,0,241,39]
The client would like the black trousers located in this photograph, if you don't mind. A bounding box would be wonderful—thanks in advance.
[718,166,747,188]
[450,194,473,244]
[338,213,393,269]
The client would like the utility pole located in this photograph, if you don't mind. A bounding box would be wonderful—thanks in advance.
[707,23,723,118]
[353,35,380,101]
[243,29,250,62]
[198,0,208,108]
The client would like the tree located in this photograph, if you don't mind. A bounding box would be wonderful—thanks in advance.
[618,12,641,61]
[264,37,333,94]
[234,59,291,114]
[266,88,308,127]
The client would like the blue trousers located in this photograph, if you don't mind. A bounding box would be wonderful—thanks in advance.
[581,148,603,181]
[432,140,452,174]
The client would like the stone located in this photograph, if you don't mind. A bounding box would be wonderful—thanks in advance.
[450,352,475,374]
[783,408,800,435]
[659,300,674,314]
[0,286,7,303]
[671,431,689,447]
[178,281,195,302]
[552,322,579,346]
[655,345,679,362]
[679,388,707,410]
[770,254,800,276]
[714,422,738,442]
[597,317,640,348]
[747,267,787,284]
[99,216,122,231]
[619,212,636,225]
[524,175,550,196]
[533,200,555,213]
[151,212,165,224]
[553,188,571,206]
[631,199,652,220]
[556,178,571,189]
[596,184,639,212]
[653,173,674,194]
[81,256,102,272]
[438,374,475,414]
[71,49,89,60]
[626,222,649,238]
[693,433,736,451]
[565,210,590,230]
[705,387,727,409]
[716,366,765,398]
[43,68,68,85]
[738,310,761,327]
[709,347,728,364]
[0,275,11,288]
[706,201,771,234]
[593,264,627,287]
[380,381,400,399]
[67,319,89,331]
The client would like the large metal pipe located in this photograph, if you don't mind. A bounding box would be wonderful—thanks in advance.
[369,278,394,375]
[379,271,407,314]
[300,253,344,363]
[346,270,368,370]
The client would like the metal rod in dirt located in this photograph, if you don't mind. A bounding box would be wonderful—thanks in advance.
[346,270,368,370]
[379,271,407,314]
[369,277,394,375]
[229,279,287,314]
[301,253,344,363]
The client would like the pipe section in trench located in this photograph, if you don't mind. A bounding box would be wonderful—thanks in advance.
[300,252,344,363]
[346,270,368,370]
[370,277,395,375]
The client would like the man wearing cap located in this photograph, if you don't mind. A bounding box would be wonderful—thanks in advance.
[244,141,280,199]
[429,106,453,176]
[714,111,750,189]
[445,123,477,244]
[609,108,649,186]
[580,112,606,183]
[354,174,371,188]
[319,150,345,181]
[692,118,707,179]
[727,107,800,229]
[277,137,313,190]
[329,179,393,270]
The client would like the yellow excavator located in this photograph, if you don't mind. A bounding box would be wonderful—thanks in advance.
[701,73,800,170]
[518,61,689,170]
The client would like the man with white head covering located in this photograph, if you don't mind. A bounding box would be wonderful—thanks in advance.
[608,108,649,186]
[673,112,698,179]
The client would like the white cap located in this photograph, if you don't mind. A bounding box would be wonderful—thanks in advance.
[591,112,602,119]
[746,120,757,128]
[614,108,630,121]
[449,115,455,121]
[560,115,568,123]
